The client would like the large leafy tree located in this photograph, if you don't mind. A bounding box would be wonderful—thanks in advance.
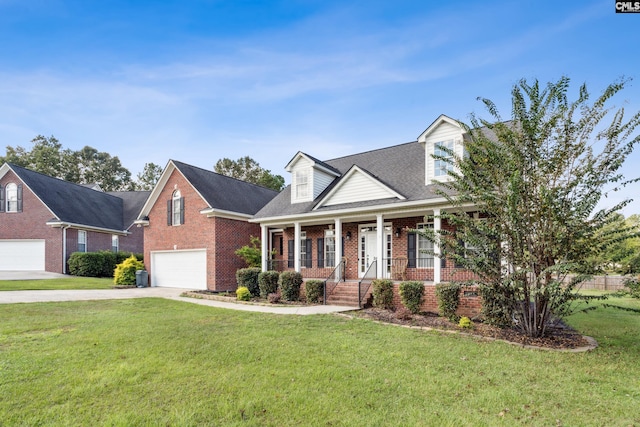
[135,162,163,191]
[214,156,285,191]
[425,77,640,337]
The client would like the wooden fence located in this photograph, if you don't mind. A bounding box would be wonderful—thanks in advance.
[562,275,628,291]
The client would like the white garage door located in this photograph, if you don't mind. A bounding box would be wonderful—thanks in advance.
[151,249,207,290]
[0,240,46,271]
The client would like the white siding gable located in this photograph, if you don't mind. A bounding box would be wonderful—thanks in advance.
[313,170,334,199]
[316,166,404,209]
[418,116,465,185]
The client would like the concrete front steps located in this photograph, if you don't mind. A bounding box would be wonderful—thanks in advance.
[324,281,372,307]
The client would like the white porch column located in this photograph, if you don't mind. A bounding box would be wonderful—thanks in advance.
[294,222,301,272]
[376,214,384,278]
[334,218,342,268]
[261,225,268,272]
[433,208,441,284]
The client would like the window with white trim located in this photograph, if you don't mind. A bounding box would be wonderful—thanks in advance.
[112,235,119,252]
[6,183,18,212]
[324,229,335,268]
[434,140,454,177]
[295,170,309,200]
[172,190,182,225]
[416,222,434,268]
[78,230,87,253]
[300,231,307,268]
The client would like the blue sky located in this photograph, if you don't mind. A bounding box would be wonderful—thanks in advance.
[1,1,639,213]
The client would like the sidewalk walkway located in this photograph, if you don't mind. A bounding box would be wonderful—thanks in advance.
[0,287,359,315]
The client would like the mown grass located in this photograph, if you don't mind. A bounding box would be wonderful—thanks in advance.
[0,277,114,291]
[0,296,638,426]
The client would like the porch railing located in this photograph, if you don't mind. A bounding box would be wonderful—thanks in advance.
[358,259,377,308]
[323,259,346,305]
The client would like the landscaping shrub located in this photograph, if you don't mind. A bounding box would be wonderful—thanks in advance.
[478,281,516,327]
[258,271,280,298]
[68,251,142,278]
[371,279,394,310]
[623,276,640,299]
[399,281,424,314]
[459,316,473,328]
[435,282,462,322]
[280,271,303,301]
[113,255,145,286]
[305,280,324,304]
[236,286,251,301]
[236,267,261,296]
[268,292,281,304]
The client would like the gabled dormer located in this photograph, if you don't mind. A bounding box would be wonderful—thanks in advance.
[418,114,466,185]
[285,152,341,204]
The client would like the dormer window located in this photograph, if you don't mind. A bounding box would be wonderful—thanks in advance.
[434,140,454,177]
[295,170,309,200]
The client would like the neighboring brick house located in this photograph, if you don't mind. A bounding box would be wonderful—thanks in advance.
[251,115,482,315]
[135,160,279,291]
[0,163,149,273]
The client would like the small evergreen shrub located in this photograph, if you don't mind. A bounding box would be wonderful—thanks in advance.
[372,279,394,310]
[399,281,424,314]
[258,271,280,298]
[236,286,251,301]
[113,255,145,286]
[280,271,303,301]
[68,251,142,278]
[435,282,462,322]
[305,280,324,304]
[268,292,281,304]
[236,267,261,296]
[458,316,473,328]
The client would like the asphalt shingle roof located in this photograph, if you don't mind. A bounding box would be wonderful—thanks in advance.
[171,160,279,215]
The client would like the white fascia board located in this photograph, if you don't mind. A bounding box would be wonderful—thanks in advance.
[200,207,252,221]
[418,114,463,143]
[46,220,129,235]
[285,152,340,177]
[250,197,467,225]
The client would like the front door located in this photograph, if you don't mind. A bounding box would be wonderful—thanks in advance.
[359,224,392,277]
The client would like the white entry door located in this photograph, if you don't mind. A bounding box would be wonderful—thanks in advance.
[358,224,392,277]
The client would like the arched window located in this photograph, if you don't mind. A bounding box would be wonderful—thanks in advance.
[172,190,182,225]
[6,183,18,212]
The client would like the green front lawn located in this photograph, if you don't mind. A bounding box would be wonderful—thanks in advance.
[0,277,114,291]
[1,297,638,426]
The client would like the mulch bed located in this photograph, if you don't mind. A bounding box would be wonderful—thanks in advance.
[356,308,594,350]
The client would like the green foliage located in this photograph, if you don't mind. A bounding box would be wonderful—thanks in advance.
[67,251,142,278]
[214,156,285,191]
[622,276,640,299]
[279,271,303,301]
[135,162,163,191]
[304,280,324,304]
[113,255,145,286]
[236,267,261,296]
[235,236,262,268]
[371,279,395,310]
[458,317,472,328]
[258,271,280,298]
[423,76,640,337]
[398,281,424,314]
[435,282,462,322]
[236,286,251,301]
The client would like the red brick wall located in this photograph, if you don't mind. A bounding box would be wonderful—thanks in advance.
[0,171,64,273]
[143,168,259,291]
[390,283,482,317]
[121,225,144,255]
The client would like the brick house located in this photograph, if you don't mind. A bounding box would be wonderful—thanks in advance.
[135,160,279,291]
[251,115,482,315]
[0,163,149,273]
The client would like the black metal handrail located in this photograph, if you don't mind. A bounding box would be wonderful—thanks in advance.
[323,260,346,304]
[358,259,377,308]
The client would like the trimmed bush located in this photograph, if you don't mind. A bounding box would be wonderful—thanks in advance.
[305,280,324,304]
[280,271,303,301]
[236,267,261,296]
[399,281,424,314]
[236,286,251,301]
[114,255,145,286]
[372,279,394,310]
[258,271,280,298]
[68,251,142,278]
[435,282,462,322]
[459,316,473,328]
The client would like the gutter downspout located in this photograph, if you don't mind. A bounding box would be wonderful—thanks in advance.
[62,225,71,274]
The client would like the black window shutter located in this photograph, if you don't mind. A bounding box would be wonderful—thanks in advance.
[167,200,172,225]
[441,257,446,268]
[17,184,23,212]
[407,233,416,268]
[279,237,283,255]
[455,239,464,268]
[341,236,345,257]
[0,185,4,213]
[287,240,294,268]
[317,238,324,268]
[179,197,185,225]
[306,239,313,268]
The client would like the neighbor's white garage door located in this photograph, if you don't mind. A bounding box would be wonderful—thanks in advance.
[150,249,207,290]
[0,239,46,271]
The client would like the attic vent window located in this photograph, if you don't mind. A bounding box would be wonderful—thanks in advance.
[295,170,309,199]
[434,140,454,177]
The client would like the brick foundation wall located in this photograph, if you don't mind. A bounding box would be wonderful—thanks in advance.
[390,283,482,317]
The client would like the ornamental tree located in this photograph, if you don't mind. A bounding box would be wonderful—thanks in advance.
[425,76,640,337]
